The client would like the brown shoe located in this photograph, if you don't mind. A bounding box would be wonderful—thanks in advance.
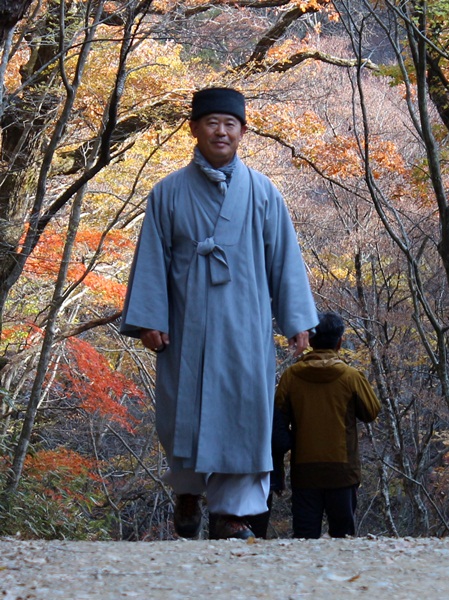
[173,494,202,538]
[214,515,255,540]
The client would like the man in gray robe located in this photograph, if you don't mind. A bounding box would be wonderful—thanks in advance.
[120,87,318,539]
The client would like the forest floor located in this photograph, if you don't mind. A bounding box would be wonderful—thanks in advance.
[2,535,449,599]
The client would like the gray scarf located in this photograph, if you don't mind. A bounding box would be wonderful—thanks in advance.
[193,147,237,195]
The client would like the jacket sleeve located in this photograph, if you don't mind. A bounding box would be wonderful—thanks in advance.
[271,407,290,494]
[274,370,293,425]
[272,404,292,456]
[353,371,381,423]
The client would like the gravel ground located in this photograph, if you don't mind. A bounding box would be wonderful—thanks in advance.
[1,536,449,599]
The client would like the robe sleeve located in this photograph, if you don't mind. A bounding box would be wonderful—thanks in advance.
[263,185,318,339]
[120,191,171,338]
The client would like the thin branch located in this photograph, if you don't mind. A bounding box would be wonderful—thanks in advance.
[382,459,449,535]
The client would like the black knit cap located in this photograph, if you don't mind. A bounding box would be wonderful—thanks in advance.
[191,87,246,125]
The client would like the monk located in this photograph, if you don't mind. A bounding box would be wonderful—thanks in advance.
[120,87,318,539]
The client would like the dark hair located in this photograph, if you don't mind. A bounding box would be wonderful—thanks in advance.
[310,312,345,350]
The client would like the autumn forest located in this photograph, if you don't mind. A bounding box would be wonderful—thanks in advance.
[0,0,448,540]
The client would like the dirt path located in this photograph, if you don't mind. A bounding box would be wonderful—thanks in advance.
[2,536,448,599]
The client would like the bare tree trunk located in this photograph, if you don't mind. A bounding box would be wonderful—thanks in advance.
[4,181,84,494]
[3,1,137,494]
[0,0,33,44]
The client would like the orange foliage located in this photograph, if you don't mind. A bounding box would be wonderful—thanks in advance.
[250,104,326,140]
[153,0,213,10]
[24,447,101,482]
[22,226,132,309]
[266,38,305,62]
[299,135,407,180]
[23,229,65,277]
[1,322,44,347]
[292,0,332,12]
[61,337,144,432]
[73,30,194,134]
[4,46,30,91]
[370,140,407,178]
[75,229,134,258]
[305,136,364,177]
[67,265,128,307]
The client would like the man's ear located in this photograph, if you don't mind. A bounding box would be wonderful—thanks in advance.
[336,337,343,351]
[189,120,198,138]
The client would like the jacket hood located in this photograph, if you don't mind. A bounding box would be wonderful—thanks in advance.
[291,349,347,383]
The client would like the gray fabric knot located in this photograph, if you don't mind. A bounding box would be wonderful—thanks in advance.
[195,237,231,285]
[193,147,237,196]
[196,237,216,255]
[199,167,228,195]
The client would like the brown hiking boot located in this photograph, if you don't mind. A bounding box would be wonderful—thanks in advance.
[173,494,202,538]
[214,515,255,540]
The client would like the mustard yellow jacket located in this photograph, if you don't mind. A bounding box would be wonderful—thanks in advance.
[275,349,381,489]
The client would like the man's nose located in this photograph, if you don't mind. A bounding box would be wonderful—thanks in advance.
[215,123,226,135]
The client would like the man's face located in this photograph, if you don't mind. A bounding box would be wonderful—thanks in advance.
[189,113,247,168]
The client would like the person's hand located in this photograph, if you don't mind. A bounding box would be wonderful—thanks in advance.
[140,329,170,353]
[288,331,309,357]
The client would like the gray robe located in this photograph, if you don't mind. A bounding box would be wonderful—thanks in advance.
[121,157,318,474]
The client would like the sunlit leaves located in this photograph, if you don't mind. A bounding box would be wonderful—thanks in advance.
[291,0,332,12]
[304,135,364,178]
[23,226,133,309]
[24,447,100,484]
[251,102,325,139]
[266,38,306,63]
[1,0,448,540]
[60,337,143,432]
[427,0,449,34]
[71,36,194,134]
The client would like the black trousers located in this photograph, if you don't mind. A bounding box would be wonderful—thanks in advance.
[291,485,358,539]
